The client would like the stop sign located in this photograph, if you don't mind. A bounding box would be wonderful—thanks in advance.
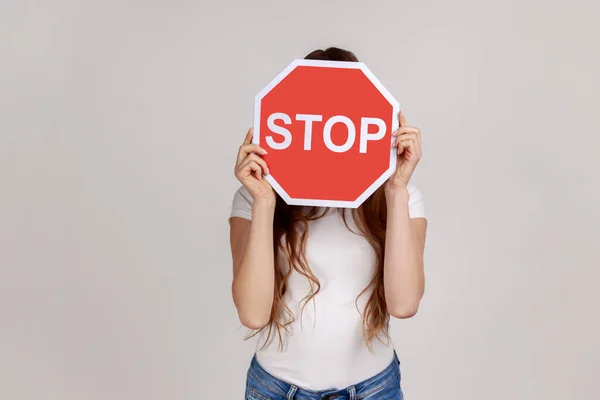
[253,59,399,208]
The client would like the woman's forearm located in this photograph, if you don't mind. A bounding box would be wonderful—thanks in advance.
[232,200,275,329]
[383,188,425,318]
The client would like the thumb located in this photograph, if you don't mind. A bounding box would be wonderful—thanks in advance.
[399,111,406,127]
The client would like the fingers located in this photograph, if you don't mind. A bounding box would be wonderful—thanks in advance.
[244,154,270,175]
[245,160,263,180]
[392,131,422,158]
[397,139,412,156]
[236,143,268,166]
[236,159,263,180]
[396,142,405,156]
[394,134,423,159]
[237,154,269,178]
[235,128,270,181]
[392,132,418,148]
[393,125,421,147]
[393,126,419,136]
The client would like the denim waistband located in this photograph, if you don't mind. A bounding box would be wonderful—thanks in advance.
[247,352,400,399]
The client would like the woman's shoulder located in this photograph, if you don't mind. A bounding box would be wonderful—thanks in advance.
[233,185,253,202]
[406,181,421,196]
[406,181,426,219]
[230,185,254,220]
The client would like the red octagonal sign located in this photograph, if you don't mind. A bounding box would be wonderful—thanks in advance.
[253,59,399,208]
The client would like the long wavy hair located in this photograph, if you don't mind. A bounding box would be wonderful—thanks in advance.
[249,47,391,350]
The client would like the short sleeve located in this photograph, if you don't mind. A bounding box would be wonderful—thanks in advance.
[407,182,426,219]
[230,186,254,220]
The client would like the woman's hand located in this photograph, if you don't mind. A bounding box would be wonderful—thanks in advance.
[234,128,275,204]
[385,112,422,193]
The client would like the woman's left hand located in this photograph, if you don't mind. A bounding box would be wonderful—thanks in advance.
[385,111,422,192]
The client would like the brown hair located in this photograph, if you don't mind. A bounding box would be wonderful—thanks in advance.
[250,47,391,350]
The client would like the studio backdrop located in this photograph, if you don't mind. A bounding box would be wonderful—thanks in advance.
[1,1,598,399]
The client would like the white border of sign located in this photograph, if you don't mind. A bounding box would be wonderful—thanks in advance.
[254,59,400,209]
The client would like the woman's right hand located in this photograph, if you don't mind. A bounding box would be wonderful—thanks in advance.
[234,128,275,204]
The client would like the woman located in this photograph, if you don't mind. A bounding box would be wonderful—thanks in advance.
[229,47,427,400]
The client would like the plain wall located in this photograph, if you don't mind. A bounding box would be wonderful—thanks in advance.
[1,0,599,399]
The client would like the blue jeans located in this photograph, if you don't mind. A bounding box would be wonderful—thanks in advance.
[245,352,403,399]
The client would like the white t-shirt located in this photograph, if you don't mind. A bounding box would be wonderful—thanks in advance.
[230,184,426,390]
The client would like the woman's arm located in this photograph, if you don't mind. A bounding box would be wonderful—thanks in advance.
[384,112,427,318]
[383,188,427,318]
[229,128,276,330]
[229,199,275,330]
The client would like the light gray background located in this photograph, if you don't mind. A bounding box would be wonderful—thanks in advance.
[1,1,599,399]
